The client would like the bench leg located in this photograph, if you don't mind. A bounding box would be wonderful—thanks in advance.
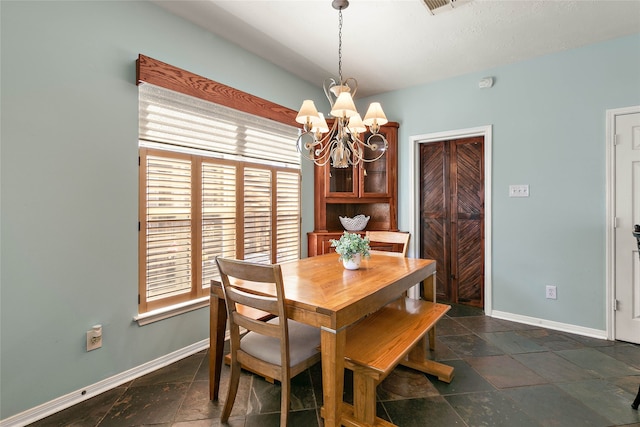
[352,367,377,425]
[399,336,455,383]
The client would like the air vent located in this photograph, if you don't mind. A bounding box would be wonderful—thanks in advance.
[422,0,470,15]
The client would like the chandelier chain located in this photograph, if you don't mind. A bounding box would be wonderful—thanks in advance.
[338,9,343,83]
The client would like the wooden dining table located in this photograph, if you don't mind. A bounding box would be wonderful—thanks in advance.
[209,252,439,427]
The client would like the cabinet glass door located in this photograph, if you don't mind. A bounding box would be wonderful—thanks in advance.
[361,132,389,196]
[327,162,357,196]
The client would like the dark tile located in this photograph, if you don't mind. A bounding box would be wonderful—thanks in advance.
[561,332,618,347]
[376,365,440,401]
[174,372,251,422]
[172,419,225,427]
[246,370,316,415]
[28,385,127,427]
[425,337,460,361]
[194,352,212,382]
[100,382,189,426]
[609,375,640,395]
[466,355,548,389]
[26,314,640,427]
[479,331,547,354]
[438,333,504,358]
[383,396,466,426]
[503,384,613,427]
[453,315,519,333]
[244,408,319,427]
[516,328,585,351]
[426,359,495,395]
[596,343,640,369]
[443,303,484,318]
[494,318,540,331]
[445,390,539,427]
[434,317,472,336]
[512,351,597,382]
[131,353,205,387]
[557,379,640,425]
[308,362,324,407]
[556,348,640,378]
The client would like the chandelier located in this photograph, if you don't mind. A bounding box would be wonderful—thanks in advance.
[295,0,389,168]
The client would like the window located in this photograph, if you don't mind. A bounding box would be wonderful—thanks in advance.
[136,56,301,316]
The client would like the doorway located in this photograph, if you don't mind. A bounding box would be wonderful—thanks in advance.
[607,106,640,344]
[411,126,492,313]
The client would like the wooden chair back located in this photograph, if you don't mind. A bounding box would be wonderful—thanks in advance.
[366,231,411,257]
[215,257,320,426]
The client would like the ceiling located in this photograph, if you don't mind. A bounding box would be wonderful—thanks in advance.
[153,0,640,97]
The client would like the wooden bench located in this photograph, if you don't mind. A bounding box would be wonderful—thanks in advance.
[341,297,453,427]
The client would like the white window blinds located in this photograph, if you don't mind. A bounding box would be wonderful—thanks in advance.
[139,83,301,167]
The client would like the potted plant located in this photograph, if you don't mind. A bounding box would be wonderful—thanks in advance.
[330,231,371,270]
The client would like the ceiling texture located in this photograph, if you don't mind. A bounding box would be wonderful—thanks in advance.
[153,0,640,97]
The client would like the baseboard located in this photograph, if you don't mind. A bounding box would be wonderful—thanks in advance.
[491,310,607,340]
[0,339,210,427]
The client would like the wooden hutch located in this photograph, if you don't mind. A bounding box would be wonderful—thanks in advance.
[308,122,399,256]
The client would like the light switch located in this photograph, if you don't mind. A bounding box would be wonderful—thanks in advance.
[509,184,529,197]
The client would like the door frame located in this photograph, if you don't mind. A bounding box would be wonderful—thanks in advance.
[605,105,640,340]
[409,125,492,314]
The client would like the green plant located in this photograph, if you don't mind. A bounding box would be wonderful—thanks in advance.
[330,232,371,262]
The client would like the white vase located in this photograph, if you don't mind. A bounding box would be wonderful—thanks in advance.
[342,253,362,270]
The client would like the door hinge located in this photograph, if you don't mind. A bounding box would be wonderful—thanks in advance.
[138,294,141,305]
[138,221,141,231]
[613,217,619,228]
[614,134,620,145]
[613,299,619,311]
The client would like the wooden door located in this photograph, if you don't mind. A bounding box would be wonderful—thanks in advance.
[420,137,484,307]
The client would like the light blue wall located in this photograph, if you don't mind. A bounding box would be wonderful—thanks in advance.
[0,0,321,419]
[363,33,640,330]
[2,0,639,421]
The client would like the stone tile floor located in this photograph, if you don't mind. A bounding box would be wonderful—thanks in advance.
[29,304,640,426]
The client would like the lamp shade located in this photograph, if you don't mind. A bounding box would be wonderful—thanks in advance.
[296,100,320,125]
[330,92,358,119]
[312,112,330,134]
[347,114,367,134]
[362,102,388,126]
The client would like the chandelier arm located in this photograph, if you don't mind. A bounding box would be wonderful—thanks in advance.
[296,119,342,167]
[350,133,389,164]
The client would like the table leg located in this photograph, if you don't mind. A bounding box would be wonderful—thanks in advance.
[209,294,227,400]
[423,272,437,350]
[321,327,346,427]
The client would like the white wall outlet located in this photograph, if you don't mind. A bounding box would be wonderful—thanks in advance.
[545,285,557,300]
[509,184,529,197]
[86,325,102,351]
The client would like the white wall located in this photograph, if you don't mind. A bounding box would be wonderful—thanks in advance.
[364,33,640,331]
[0,0,320,419]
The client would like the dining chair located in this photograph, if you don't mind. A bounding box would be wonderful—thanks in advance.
[365,231,410,257]
[365,231,437,347]
[215,257,321,426]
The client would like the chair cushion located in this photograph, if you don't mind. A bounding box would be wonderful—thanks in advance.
[240,318,320,367]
